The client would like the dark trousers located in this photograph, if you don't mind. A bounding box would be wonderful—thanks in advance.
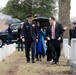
[46,40,52,61]
[18,40,23,51]
[36,52,42,60]
[50,39,61,63]
[8,38,12,44]
[25,41,35,62]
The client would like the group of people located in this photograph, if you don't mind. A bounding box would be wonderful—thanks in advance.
[19,14,65,64]
[7,14,69,64]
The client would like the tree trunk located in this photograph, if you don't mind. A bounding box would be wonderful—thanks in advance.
[59,0,71,38]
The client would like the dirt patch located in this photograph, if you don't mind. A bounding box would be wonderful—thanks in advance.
[0,51,72,75]
[7,65,18,75]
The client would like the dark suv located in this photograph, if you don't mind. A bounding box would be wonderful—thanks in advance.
[0,23,23,47]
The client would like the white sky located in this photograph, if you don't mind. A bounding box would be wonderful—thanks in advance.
[0,0,9,8]
[70,0,76,18]
[0,0,76,18]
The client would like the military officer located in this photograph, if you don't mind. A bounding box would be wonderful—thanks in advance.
[21,14,38,63]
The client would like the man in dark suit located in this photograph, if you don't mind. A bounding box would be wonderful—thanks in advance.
[46,17,63,64]
[7,24,13,44]
[17,25,23,51]
[21,14,38,63]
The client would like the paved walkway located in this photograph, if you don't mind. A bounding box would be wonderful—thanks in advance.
[0,51,72,75]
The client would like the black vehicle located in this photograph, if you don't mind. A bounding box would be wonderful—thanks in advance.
[0,23,23,47]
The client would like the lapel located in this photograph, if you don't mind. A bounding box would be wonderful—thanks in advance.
[27,21,33,27]
[27,22,30,26]
[55,22,57,33]
[49,25,52,34]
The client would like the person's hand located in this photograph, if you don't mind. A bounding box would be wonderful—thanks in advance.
[58,37,61,41]
[64,26,68,30]
[44,40,47,43]
[74,25,76,27]
[47,37,50,40]
[36,39,38,43]
[22,38,25,42]
[41,28,43,31]
[20,36,23,39]
[17,38,19,40]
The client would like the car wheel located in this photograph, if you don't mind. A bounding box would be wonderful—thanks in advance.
[0,38,3,48]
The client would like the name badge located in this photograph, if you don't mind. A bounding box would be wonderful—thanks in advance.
[26,25,29,28]
[32,24,35,27]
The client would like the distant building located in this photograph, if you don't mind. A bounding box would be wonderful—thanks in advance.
[0,13,12,30]
[0,13,12,20]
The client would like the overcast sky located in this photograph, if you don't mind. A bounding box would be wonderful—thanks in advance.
[70,0,76,18]
[0,0,76,18]
[0,0,8,7]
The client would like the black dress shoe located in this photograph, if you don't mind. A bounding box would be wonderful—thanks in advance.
[40,59,42,61]
[36,59,39,61]
[51,61,57,65]
[32,61,35,63]
[27,61,30,63]
[27,59,30,63]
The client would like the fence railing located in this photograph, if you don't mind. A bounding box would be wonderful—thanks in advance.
[63,38,76,74]
[0,43,16,62]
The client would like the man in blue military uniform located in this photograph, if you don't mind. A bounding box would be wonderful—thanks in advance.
[21,14,38,63]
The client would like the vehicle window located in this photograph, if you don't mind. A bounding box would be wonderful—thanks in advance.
[11,24,21,30]
[3,27,8,31]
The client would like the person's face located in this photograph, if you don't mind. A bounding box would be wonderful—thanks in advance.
[49,18,54,25]
[27,17,33,22]
[9,24,11,27]
[37,22,40,27]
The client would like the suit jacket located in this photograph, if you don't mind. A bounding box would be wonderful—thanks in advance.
[22,21,37,42]
[17,27,22,41]
[69,27,76,40]
[17,27,21,38]
[69,29,75,40]
[7,27,13,39]
[46,22,63,43]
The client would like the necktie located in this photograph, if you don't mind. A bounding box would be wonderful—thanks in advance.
[52,25,55,39]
